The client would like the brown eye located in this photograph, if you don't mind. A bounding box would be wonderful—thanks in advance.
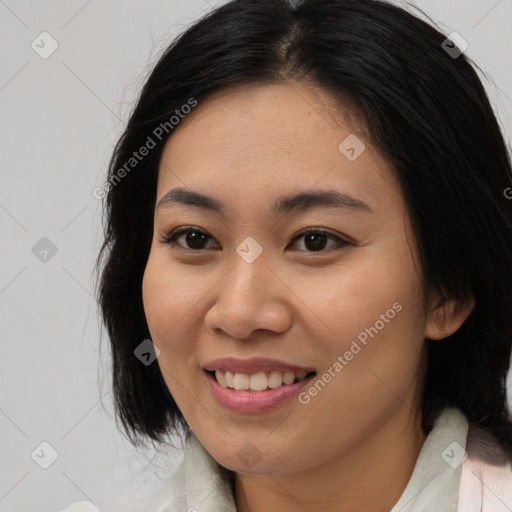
[289,228,350,252]
[163,227,218,250]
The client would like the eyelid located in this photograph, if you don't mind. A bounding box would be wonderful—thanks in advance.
[291,227,348,243]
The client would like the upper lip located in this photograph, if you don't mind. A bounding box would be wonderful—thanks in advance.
[203,357,316,374]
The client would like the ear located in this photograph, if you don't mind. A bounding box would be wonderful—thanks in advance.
[424,290,475,340]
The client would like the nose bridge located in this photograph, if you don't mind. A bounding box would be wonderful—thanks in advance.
[224,243,271,304]
[206,242,292,339]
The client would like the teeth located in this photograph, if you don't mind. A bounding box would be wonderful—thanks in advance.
[282,372,295,385]
[213,370,312,391]
[268,371,283,389]
[233,373,250,390]
[215,370,227,387]
[250,372,268,391]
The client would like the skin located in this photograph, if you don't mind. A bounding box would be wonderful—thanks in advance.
[142,81,474,512]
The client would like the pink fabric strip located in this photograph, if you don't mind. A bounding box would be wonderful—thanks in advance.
[457,453,512,512]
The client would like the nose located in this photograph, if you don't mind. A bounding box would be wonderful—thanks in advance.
[204,253,293,341]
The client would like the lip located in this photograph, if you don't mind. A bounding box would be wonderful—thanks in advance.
[203,357,316,375]
[204,368,316,414]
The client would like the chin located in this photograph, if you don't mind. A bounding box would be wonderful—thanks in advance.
[205,440,303,477]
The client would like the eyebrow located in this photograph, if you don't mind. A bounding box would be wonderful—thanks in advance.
[157,187,373,216]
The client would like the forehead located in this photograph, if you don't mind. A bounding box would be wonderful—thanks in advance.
[156,82,401,216]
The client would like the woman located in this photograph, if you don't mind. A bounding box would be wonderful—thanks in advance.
[96,0,512,510]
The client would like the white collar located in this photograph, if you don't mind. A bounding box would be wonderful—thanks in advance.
[151,406,468,512]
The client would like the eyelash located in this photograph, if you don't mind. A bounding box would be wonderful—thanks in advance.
[160,226,350,253]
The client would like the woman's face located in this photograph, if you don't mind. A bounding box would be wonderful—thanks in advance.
[142,82,435,475]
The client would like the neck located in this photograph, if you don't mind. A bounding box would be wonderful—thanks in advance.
[234,405,426,512]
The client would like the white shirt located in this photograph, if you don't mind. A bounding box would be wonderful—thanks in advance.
[149,406,512,511]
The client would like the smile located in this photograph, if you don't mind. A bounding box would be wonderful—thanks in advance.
[203,357,317,413]
[211,370,314,391]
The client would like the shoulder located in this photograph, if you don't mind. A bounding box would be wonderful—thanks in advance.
[457,424,512,512]
[146,432,236,512]
[147,459,187,512]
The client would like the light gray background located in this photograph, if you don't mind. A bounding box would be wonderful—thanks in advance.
[1,1,511,511]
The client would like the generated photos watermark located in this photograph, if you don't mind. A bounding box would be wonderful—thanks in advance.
[298,301,403,404]
[93,97,198,200]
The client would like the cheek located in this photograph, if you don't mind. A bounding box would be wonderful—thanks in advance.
[142,250,206,343]
[289,246,420,349]
[142,256,175,343]
[141,259,194,395]
[305,290,425,424]
[142,254,200,412]
[141,250,214,387]
[289,244,426,411]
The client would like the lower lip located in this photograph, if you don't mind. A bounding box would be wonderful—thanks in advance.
[204,371,315,413]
